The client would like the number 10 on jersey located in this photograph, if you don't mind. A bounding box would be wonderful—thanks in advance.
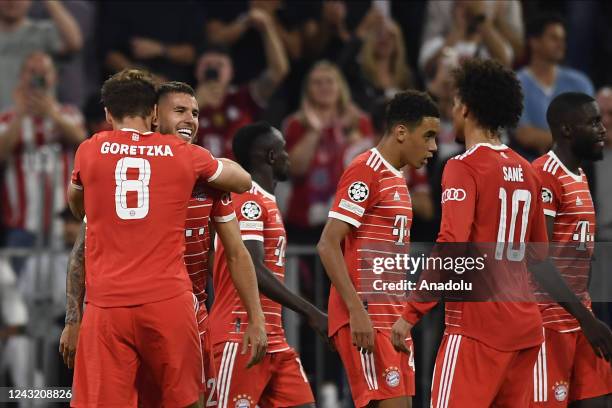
[115,157,151,220]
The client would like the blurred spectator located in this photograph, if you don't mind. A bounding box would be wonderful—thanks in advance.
[0,52,85,268]
[29,0,96,109]
[194,8,289,159]
[82,93,111,136]
[100,1,199,83]
[204,1,315,82]
[515,13,594,160]
[0,258,30,397]
[593,87,612,326]
[0,0,83,112]
[419,0,522,81]
[301,1,371,62]
[594,87,612,242]
[284,61,372,242]
[337,7,414,112]
[17,207,79,389]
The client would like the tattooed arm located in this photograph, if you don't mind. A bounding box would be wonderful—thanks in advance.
[59,222,86,368]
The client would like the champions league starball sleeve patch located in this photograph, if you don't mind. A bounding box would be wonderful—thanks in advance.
[348,181,369,203]
[241,201,262,220]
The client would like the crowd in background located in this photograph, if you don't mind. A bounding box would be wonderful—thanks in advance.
[1,1,612,406]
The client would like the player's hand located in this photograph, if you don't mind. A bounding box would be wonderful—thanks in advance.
[59,322,80,369]
[247,8,272,32]
[307,309,334,351]
[242,319,267,368]
[579,314,612,362]
[131,37,164,59]
[391,317,413,354]
[349,306,374,354]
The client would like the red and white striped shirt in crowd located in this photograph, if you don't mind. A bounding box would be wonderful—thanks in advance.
[0,107,83,240]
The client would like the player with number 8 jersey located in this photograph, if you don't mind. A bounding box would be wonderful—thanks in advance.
[67,70,252,408]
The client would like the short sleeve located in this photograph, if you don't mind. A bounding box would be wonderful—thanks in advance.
[437,159,477,242]
[234,193,268,242]
[210,190,236,223]
[328,162,377,228]
[534,165,562,217]
[527,183,550,262]
[189,144,222,182]
[71,139,89,189]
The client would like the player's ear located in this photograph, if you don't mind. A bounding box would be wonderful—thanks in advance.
[395,124,407,143]
[561,124,572,139]
[267,149,276,164]
[104,107,113,126]
[152,104,159,129]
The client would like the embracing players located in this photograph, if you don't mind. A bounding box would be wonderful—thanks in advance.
[317,91,440,408]
[209,122,328,408]
[64,70,259,408]
[531,92,612,406]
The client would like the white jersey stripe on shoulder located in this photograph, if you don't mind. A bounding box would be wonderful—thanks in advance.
[371,155,381,170]
[443,335,462,408]
[366,151,374,166]
[542,156,553,172]
[360,352,373,390]
[533,351,539,402]
[374,158,382,171]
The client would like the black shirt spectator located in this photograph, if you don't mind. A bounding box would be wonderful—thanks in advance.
[99,1,199,83]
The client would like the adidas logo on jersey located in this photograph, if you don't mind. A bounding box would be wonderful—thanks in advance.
[393,191,400,201]
[576,196,583,206]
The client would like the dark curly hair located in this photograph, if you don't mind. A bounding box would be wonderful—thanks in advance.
[453,59,523,132]
[384,90,439,134]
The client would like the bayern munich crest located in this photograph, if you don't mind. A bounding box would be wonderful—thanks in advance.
[383,367,401,387]
[233,394,253,408]
[348,181,369,202]
[553,381,569,402]
[241,201,262,220]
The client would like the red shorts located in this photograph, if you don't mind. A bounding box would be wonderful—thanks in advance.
[136,302,212,407]
[532,328,612,406]
[72,291,203,408]
[431,334,540,408]
[212,342,314,408]
[333,325,415,408]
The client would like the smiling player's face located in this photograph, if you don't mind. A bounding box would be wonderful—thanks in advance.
[156,92,199,143]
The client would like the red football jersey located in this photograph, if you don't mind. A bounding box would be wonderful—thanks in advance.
[185,184,235,328]
[403,143,548,351]
[327,148,413,337]
[210,182,289,352]
[532,151,595,332]
[71,128,222,307]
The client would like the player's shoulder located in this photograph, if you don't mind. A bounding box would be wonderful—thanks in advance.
[234,187,267,221]
[344,148,392,180]
[532,151,563,179]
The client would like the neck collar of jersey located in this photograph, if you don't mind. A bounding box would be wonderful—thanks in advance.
[472,142,508,151]
[120,127,153,135]
[371,148,403,177]
[547,150,582,182]
[252,181,276,202]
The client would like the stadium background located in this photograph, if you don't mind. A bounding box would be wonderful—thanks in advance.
[0,1,611,407]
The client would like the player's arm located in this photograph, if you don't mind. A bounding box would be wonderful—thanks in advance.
[191,146,252,193]
[317,218,373,352]
[243,239,329,343]
[529,176,612,361]
[67,184,85,220]
[529,258,612,361]
[392,159,476,353]
[59,221,86,369]
[214,218,268,367]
